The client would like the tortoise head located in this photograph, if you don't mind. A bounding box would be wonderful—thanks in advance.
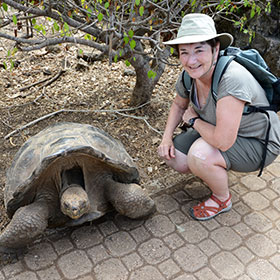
[60,184,90,219]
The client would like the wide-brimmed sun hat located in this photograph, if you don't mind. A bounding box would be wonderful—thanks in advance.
[164,13,233,50]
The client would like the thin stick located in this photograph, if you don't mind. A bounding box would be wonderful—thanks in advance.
[19,76,52,92]
[4,103,162,139]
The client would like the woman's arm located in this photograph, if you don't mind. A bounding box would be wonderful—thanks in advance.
[184,95,245,151]
[158,94,189,159]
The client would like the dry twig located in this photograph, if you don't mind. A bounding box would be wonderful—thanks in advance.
[4,102,162,139]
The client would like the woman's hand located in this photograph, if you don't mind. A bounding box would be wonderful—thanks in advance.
[182,106,198,124]
[158,139,176,161]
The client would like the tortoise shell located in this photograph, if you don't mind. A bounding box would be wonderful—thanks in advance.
[5,122,139,218]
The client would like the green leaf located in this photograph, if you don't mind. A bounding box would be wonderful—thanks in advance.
[12,15,17,25]
[79,49,83,55]
[148,70,156,80]
[128,30,134,38]
[12,47,18,55]
[123,36,129,45]
[105,2,109,9]
[97,13,103,22]
[139,6,144,16]
[125,60,131,66]
[170,47,174,55]
[2,3,8,12]
[53,21,59,31]
[114,54,118,63]
[130,40,136,50]
[84,34,91,40]
[135,0,141,6]
[64,22,69,32]
[32,19,36,25]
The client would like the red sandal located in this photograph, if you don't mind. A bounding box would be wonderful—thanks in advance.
[190,194,232,221]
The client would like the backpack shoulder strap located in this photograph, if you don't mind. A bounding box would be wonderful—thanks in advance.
[211,55,235,101]
[182,70,192,94]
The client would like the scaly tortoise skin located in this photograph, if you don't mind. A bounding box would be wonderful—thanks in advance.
[0,122,155,260]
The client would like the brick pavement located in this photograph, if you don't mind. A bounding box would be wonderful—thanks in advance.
[0,156,280,280]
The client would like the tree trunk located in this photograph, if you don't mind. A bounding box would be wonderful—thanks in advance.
[129,48,170,106]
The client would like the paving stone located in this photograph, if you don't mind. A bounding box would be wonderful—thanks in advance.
[172,190,192,204]
[267,228,280,244]
[178,221,208,243]
[114,215,144,230]
[242,191,270,210]
[233,246,254,264]
[36,266,62,280]
[154,194,180,214]
[121,252,143,272]
[210,251,244,279]
[241,175,266,191]
[138,238,171,264]
[234,201,251,216]
[78,276,95,280]
[163,233,185,250]
[232,222,253,238]
[87,244,110,264]
[210,227,242,250]
[195,267,220,280]
[24,242,57,270]
[130,225,151,243]
[8,271,38,280]
[173,244,207,273]
[237,275,252,280]
[243,212,273,232]
[158,258,181,279]
[198,239,221,257]
[173,275,197,280]
[168,210,189,225]
[262,207,280,221]
[94,258,128,280]
[260,187,279,200]
[270,178,280,194]
[231,184,249,196]
[270,254,280,269]
[144,214,175,237]
[184,182,211,199]
[247,259,280,280]
[104,231,136,257]
[215,209,241,226]
[98,220,119,236]
[273,197,280,211]
[200,218,220,231]
[245,233,277,257]
[2,261,24,278]
[57,250,92,279]
[266,162,280,177]
[52,237,74,255]
[129,265,164,280]
[71,225,103,249]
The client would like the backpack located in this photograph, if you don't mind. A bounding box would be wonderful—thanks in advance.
[182,46,280,176]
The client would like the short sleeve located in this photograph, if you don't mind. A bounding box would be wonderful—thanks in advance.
[217,61,261,104]
[175,71,190,99]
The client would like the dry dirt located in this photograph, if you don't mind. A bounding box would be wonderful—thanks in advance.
[0,40,184,231]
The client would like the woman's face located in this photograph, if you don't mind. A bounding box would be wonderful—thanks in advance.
[178,42,219,80]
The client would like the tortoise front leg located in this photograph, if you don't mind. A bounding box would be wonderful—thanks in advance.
[0,201,49,262]
[105,178,156,219]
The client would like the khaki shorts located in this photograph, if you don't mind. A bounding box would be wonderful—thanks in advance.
[173,129,277,172]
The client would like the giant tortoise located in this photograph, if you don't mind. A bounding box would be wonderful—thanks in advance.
[0,122,155,259]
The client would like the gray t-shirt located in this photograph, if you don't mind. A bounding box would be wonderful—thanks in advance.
[175,60,280,155]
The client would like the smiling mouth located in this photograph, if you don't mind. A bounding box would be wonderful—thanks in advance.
[189,65,201,70]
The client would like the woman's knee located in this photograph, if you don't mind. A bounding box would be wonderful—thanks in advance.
[165,149,190,174]
[187,138,226,172]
